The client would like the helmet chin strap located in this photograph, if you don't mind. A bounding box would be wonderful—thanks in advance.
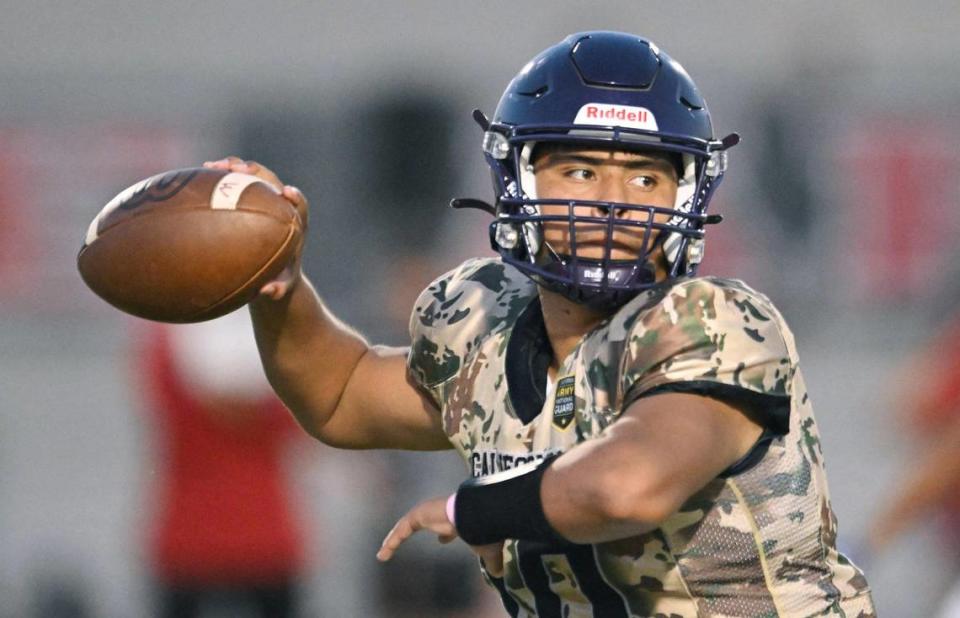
[544,259,656,310]
[535,240,661,310]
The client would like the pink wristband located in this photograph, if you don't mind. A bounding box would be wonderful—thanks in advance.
[445,493,457,528]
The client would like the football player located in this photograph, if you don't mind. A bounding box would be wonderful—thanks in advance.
[206,31,875,617]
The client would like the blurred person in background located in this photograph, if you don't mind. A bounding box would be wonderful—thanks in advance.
[207,31,874,615]
[137,309,307,618]
[869,316,960,617]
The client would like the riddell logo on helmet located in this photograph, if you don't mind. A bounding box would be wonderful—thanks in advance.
[573,103,659,131]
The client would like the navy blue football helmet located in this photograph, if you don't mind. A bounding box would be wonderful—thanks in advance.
[454,31,739,310]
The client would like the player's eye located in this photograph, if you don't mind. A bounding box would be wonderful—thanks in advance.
[628,175,656,190]
[564,168,595,181]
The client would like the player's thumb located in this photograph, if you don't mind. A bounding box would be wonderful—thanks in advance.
[258,263,303,301]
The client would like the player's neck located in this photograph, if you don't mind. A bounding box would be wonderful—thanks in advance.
[538,288,609,373]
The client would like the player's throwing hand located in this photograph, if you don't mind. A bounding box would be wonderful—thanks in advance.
[202,157,309,300]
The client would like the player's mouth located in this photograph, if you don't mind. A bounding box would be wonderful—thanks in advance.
[546,230,650,261]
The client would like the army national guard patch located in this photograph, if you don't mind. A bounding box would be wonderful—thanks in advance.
[552,376,576,430]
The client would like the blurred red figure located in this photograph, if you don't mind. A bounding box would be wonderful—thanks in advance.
[871,319,960,548]
[909,320,960,547]
[137,310,306,618]
[870,317,960,617]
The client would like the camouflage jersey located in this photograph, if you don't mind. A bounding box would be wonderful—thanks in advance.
[407,257,874,618]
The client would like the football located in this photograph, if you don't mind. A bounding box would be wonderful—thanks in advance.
[78,167,303,323]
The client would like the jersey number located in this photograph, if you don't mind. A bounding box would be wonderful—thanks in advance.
[497,541,629,618]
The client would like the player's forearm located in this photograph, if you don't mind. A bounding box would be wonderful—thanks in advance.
[452,438,667,547]
[540,437,667,544]
[249,273,369,438]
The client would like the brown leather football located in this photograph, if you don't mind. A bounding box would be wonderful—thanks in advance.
[78,167,303,323]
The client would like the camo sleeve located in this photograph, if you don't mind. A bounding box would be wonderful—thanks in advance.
[407,258,536,409]
[621,277,794,434]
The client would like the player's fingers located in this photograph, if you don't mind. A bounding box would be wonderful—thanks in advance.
[282,185,310,229]
[258,263,303,300]
[224,156,248,171]
[202,156,248,173]
[240,160,284,188]
[438,533,457,544]
[376,517,418,562]
[202,157,283,190]
[258,280,288,301]
[202,158,232,170]
[407,500,458,538]
[281,185,307,208]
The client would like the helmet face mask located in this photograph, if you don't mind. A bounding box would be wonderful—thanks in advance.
[474,31,738,311]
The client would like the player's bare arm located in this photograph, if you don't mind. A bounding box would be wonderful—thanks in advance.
[378,391,762,558]
[539,391,762,543]
[203,157,449,451]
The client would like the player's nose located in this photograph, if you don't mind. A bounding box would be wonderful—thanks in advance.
[591,178,629,217]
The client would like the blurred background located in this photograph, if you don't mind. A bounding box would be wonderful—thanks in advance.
[2,1,960,616]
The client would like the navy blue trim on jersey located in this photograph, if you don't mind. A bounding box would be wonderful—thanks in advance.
[721,427,777,477]
[565,544,629,617]
[518,541,563,617]
[635,380,790,434]
[513,541,630,617]
[634,380,791,476]
[487,573,521,617]
[505,296,551,424]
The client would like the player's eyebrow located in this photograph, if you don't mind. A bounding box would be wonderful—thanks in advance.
[538,153,675,174]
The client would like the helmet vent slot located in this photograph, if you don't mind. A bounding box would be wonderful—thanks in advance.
[680,95,704,111]
[518,85,549,99]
